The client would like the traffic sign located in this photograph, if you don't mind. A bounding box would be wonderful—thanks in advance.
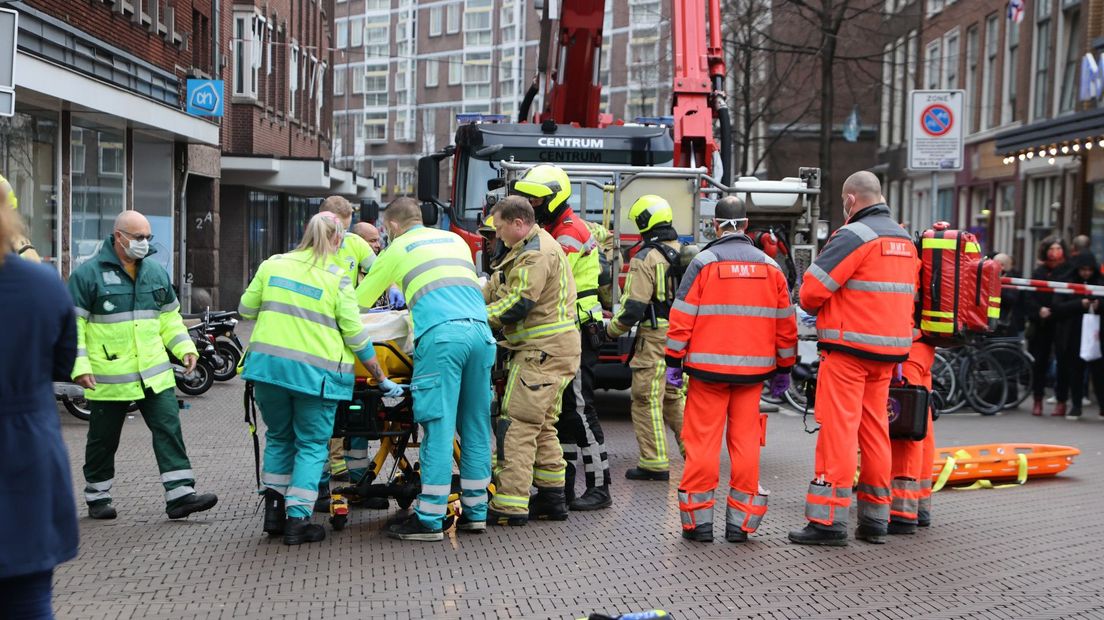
[186,79,224,117]
[908,90,964,171]
[0,8,18,117]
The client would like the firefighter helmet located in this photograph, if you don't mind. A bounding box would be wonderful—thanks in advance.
[509,164,571,224]
[628,195,673,233]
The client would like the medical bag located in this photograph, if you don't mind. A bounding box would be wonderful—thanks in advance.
[917,222,998,345]
[887,384,929,441]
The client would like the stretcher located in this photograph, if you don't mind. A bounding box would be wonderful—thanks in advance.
[931,443,1080,491]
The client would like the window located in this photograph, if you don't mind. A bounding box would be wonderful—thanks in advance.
[233,11,259,99]
[629,0,660,25]
[397,168,415,196]
[448,59,462,85]
[365,22,389,60]
[366,0,390,10]
[334,66,345,96]
[364,65,389,106]
[365,111,388,142]
[464,0,493,47]
[903,31,916,145]
[1003,20,1020,123]
[463,51,492,100]
[880,44,893,148]
[1033,1,1052,119]
[447,2,461,34]
[350,65,365,94]
[72,124,124,268]
[501,1,520,42]
[1058,7,1081,113]
[982,15,999,130]
[425,59,439,87]
[893,36,906,145]
[429,6,443,36]
[349,17,364,48]
[0,107,60,265]
[966,26,978,133]
[943,31,959,89]
[336,19,347,49]
[289,41,299,118]
[994,184,1015,258]
[71,128,86,176]
[925,41,941,89]
[927,0,945,17]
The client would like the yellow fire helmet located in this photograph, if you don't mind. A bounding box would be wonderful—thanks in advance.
[509,164,571,224]
[628,194,673,233]
[0,173,16,210]
[478,214,495,237]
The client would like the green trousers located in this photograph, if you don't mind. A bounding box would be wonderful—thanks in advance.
[83,388,196,508]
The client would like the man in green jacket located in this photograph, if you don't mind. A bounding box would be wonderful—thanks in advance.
[69,210,218,520]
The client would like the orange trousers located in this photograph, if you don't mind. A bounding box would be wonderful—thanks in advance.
[677,379,767,534]
[804,350,894,530]
[889,341,936,525]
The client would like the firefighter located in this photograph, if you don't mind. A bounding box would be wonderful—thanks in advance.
[607,195,685,481]
[484,196,580,525]
[888,338,936,535]
[510,164,612,511]
[0,173,40,261]
[666,196,798,542]
[69,210,217,521]
[354,198,495,541]
[789,171,919,546]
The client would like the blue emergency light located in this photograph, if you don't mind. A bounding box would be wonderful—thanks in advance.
[456,113,508,124]
[633,116,675,127]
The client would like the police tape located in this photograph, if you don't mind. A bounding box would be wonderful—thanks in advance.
[1001,276,1104,296]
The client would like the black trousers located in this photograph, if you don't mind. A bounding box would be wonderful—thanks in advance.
[1068,355,1104,413]
[556,328,610,488]
[1029,329,1067,401]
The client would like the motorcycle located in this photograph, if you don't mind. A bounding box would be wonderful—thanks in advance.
[184,309,242,382]
[173,327,221,397]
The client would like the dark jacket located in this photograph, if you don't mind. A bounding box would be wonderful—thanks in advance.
[1052,253,1102,355]
[1025,261,1069,341]
[0,254,79,579]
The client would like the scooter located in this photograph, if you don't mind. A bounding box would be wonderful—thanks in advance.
[183,308,242,382]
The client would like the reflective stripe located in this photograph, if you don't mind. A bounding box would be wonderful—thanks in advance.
[339,276,352,290]
[421,484,452,496]
[856,483,891,499]
[556,235,585,251]
[845,280,916,294]
[492,493,529,508]
[460,477,492,490]
[818,328,840,340]
[343,327,373,349]
[287,486,319,503]
[533,467,566,482]
[160,469,195,483]
[165,486,195,502]
[262,473,291,486]
[249,342,353,374]
[695,250,718,266]
[75,307,90,319]
[89,310,161,324]
[678,490,715,504]
[237,302,258,319]
[409,277,482,307]
[167,333,191,351]
[842,221,879,243]
[402,258,477,291]
[506,318,578,343]
[85,490,112,502]
[806,263,840,292]
[777,347,796,358]
[259,300,338,330]
[842,331,912,348]
[686,353,775,368]
[675,301,794,318]
[86,479,113,491]
[76,348,88,358]
[460,493,487,507]
[160,300,181,313]
[922,310,954,318]
[672,298,697,316]
[416,499,448,515]
[858,501,890,522]
[922,238,956,250]
[666,338,688,352]
[97,360,174,385]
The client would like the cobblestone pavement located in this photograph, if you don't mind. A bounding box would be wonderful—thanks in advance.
[52,377,1104,620]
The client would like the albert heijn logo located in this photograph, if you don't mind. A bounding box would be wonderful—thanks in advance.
[721,263,766,279]
[186,79,224,117]
[882,240,913,257]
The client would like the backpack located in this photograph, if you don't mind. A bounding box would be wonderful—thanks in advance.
[917,222,1001,345]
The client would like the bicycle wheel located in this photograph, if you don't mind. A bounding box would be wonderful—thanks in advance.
[961,349,1008,415]
[983,343,1033,410]
[934,349,967,414]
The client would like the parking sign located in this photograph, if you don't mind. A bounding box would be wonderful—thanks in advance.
[186,79,224,117]
[908,90,965,171]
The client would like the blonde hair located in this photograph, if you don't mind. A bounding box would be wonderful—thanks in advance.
[0,207,22,267]
[296,212,344,264]
[320,195,353,220]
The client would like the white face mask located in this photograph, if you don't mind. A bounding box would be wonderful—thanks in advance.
[125,238,150,260]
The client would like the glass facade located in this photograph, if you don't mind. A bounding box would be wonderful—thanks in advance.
[247,190,281,280]
[71,121,126,268]
[133,135,175,278]
[0,106,59,265]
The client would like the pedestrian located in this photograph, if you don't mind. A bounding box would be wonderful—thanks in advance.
[666,196,797,543]
[1072,234,1091,257]
[1052,252,1104,420]
[888,338,936,535]
[0,204,79,618]
[511,164,612,511]
[789,171,919,547]
[0,172,40,261]
[993,253,1025,338]
[68,210,217,521]
[484,196,580,526]
[355,197,496,540]
[607,195,686,481]
[1026,237,1070,416]
[238,211,402,545]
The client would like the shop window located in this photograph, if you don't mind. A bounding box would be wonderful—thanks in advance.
[71,123,125,268]
[284,195,314,252]
[99,142,124,176]
[247,190,280,280]
[133,136,174,278]
[0,107,59,266]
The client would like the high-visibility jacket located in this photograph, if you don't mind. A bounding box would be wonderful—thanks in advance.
[664,233,797,383]
[239,249,376,401]
[800,204,919,362]
[334,232,375,283]
[68,238,197,401]
[486,225,580,357]
[547,208,602,323]
[355,225,485,338]
[608,239,681,338]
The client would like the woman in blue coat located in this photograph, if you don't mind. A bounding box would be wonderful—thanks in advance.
[0,202,80,617]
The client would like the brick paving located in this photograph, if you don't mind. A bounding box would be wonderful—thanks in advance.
[51,379,1104,620]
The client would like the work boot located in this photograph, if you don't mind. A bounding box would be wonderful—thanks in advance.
[1052,402,1067,417]
[1066,407,1082,420]
[570,485,613,511]
[724,523,749,543]
[1032,399,1043,416]
[917,512,931,528]
[283,517,326,546]
[887,520,917,535]
[564,462,577,505]
[488,507,528,527]
[788,524,848,546]
[625,468,669,481]
[855,524,888,544]
[263,489,286,536]
[529,488,569,521]
[166,493,218,520]
[88,502,117,520]
[456,514,487,533]
[681,523,713,542]
[314,483,331,514]
[385,513,444,542]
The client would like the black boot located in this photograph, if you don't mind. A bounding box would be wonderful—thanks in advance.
[855,524,887,544]
[385,513,444,542]
[166,493,218,519]
[570,485,612,511]
[529,487,569,521]
[564,462,577,505]
[314,483,331,514]
[788,523,848,546]
[263,489,286,536]
[887,520,917,535]
[724,523,749,543]
[625,468,669,481]
[681,523,713,542]
[88,502,117,520]
[283,517,326,545]
[488,507,528,527]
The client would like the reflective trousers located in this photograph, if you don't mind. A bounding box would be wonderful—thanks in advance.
[491,350,578,515]
[890,341,936,525]
[678,379,768,534]
[629,330,684,472]
[84,387,196,509]
[557,329,610,489]
[410,320,496,528]
[254,382,338,519]
[804,350,894,531]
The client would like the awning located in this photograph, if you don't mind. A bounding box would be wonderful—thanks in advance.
[221,156,377,199]
[994,107,1104,159]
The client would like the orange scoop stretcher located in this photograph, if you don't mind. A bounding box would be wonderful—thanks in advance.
[931,443,1080,491]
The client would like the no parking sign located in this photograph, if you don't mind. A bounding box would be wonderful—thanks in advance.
[908,90,964,171]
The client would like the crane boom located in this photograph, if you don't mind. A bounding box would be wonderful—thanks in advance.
[537,0,607,128]
[671,0,729,181]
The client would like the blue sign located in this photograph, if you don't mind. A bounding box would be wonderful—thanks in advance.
[186,80,224,117]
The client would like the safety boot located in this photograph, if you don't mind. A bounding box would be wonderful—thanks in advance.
[855,524,888,544]
[681,523,713,542]
[625,468,669,481]
[564,462,577,505]
[788,523,848,546]
[528,487,569,521]
[166,493,218,520]
[570,485,613,511]
[456,514,487,533]
[887,520,917,535]
[488,507,528,527]
[263,489,286,536]
[88,502,117,520]
[314,483,331,514]
[283,517,326,545]
[724,523,749,543]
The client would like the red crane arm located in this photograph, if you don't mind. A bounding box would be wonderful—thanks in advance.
[671,0,727,172]
[537,0,607,128]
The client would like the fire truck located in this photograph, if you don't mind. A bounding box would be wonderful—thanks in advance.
[414,0,823,389]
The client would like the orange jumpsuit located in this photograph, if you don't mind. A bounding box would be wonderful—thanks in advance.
[798,204,920,532]
[889,340,936,525]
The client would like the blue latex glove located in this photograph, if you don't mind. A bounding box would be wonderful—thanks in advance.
[388,287,406,309]
[665,367,684,389]
[796,306,817,327]
[768,373,791,399]
[379,378,404,398]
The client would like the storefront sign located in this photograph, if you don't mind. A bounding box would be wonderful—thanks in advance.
[1080,53,1104,102]
[186,79,224,117]
[0,8,18,117]
[909,90,964,171]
